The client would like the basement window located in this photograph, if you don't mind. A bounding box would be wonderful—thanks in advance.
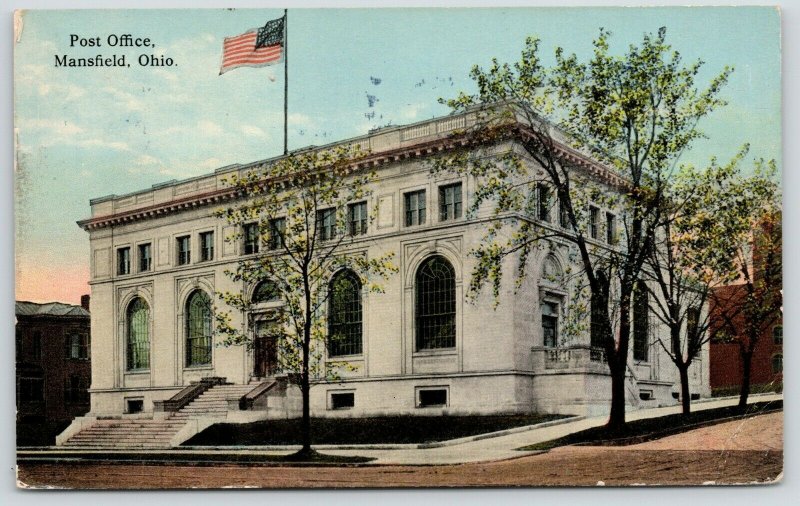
[126,398,144,414]
[639,390,653,401]
[417,388,448,408]
[330,392,355,410]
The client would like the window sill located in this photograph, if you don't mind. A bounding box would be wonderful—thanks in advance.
[326,354,364,361]
[413,349,457,358]
[184,365,214,370]
[124,369,150,375]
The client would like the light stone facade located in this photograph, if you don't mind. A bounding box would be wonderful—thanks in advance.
[78,110,710,420]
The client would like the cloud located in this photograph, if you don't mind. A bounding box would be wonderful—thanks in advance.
[135,154,161,166]
[288,113,314,127]
[102,86,144,111]
[197,120,223,136]
[21,118,84,137]
[240,125,268,138]
[76,138,131,151]
[197,157,223,170]
[400,102,427,120]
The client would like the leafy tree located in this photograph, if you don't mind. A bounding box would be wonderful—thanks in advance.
[215,146,396,458]
[435,27,731,429]
[672,157,781,409]
[643,150,749,415]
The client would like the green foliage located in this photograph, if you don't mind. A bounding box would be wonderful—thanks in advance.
[214,145,397,382]
[435,27,737,426]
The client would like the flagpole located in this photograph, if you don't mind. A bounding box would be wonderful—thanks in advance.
[283,9,288,156]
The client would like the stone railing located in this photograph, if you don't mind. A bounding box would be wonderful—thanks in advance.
[532,345,608,372]
[153,376,226,413]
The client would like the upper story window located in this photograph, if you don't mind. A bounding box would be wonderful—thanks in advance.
[589,206,600,240]
[117,247,131,275]
[348,202,368,236]
[126,297,149,370]
[405,190,426,227]
[138,243,152,272]
[200,231,214,261]
[268,218,286,250]
[66,333,90,360]
[32,332,42,361]
[559,199,570,229]
[773,325,783,345]
[415,256,456,350]
[537,184,551,222]
[328,270,363,357]
[439,183,462,222]
[243,223,260,255]
[606,212,617,244]
[316,208,337,241]
[176,235,191,265]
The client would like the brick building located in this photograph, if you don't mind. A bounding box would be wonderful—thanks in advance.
[16,298,91,446]
[709,285,783,395]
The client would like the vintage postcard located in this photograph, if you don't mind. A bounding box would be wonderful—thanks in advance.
[13,6,782,489]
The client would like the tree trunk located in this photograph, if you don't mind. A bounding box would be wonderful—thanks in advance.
[679,364,691,415]
[299,270,313,457]
[739,350,753,410]
[608,359,627,431]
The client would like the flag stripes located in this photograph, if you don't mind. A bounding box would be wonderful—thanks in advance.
[220,30,283,74]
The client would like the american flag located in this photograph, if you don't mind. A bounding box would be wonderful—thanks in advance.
[220,16,285,75]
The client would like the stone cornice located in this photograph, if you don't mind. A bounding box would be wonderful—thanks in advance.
[78,120,623,232]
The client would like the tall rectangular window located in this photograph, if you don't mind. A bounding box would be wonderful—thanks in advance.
[32,332,42,361]
[439,183,462,221]
[537,184,551,222]
[541,302,558,347]
[200,231,214,261]
[243,223,260,255]
[317,208,337,241]
[559,199,570,228]
[65,334,89,360]
[176,235,191,265]
[606,212,616,244]
[773,325,783,345]
[268,218,286,250]
[138,243,152,272]
[117,247,131,275]
[405,190,426,227]
[589,206,600,239]
[348,202,368,236]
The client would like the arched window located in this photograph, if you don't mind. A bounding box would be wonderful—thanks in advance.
[772,353,783,374]
[126,297,150,371]
[252,280,280,304]
[328,270,362,357]
[633,281,649,362]
[415,256,456,350]
[186,290,212,367]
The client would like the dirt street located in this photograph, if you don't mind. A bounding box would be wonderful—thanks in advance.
[17,412,783,488]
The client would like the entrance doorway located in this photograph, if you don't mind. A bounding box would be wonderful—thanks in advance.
[253,319,279,378]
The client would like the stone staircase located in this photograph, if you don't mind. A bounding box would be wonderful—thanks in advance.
[170,383,255,421]
[61,418,186,449]
[59,382,258,449]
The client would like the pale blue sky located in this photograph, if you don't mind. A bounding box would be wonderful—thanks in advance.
[14,7,781,303]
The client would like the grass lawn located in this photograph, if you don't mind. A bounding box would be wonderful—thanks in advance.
[183,413,567,446]
[518,400,782,451]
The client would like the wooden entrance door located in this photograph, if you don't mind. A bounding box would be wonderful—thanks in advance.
[254,320,279,378]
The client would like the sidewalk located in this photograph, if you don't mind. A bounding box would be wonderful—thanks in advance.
[18,393,781,466]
